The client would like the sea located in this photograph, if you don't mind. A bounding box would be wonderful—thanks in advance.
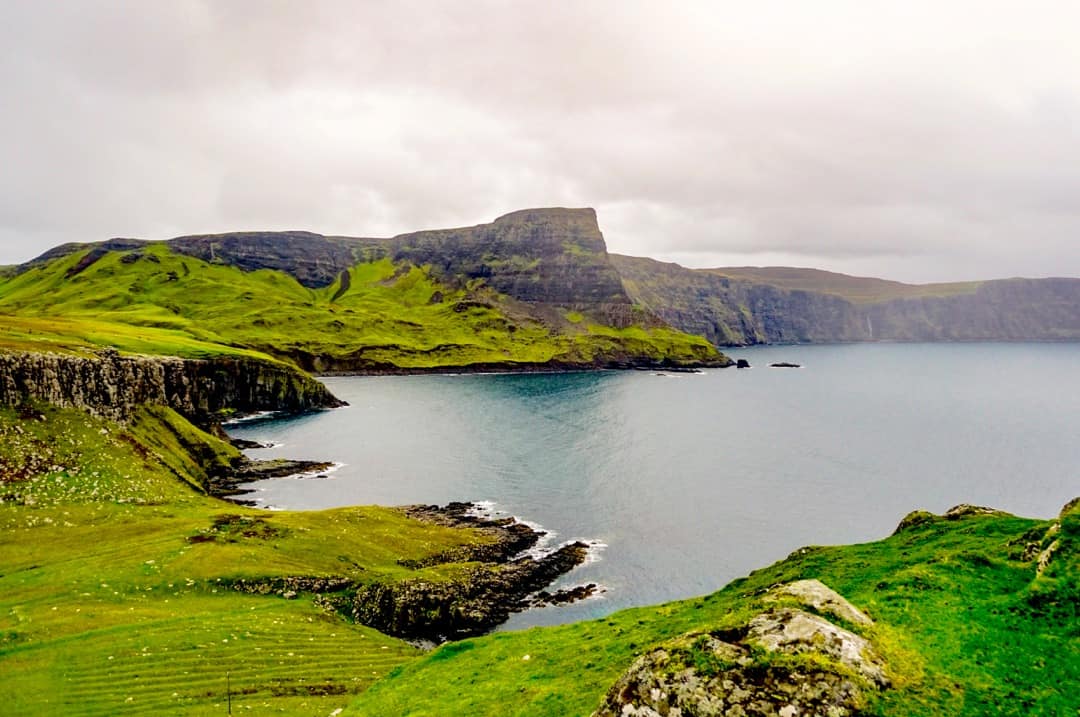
[228,343,1080,630]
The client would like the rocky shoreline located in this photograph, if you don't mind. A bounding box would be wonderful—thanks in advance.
[309,356,732,377]
[224,501,592,643]
[206,457,337,502]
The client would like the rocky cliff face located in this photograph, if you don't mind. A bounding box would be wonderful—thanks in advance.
[614,255,1080,345]
[613,255,866,344]
[24,209,633,306]
[0,349,343,424]
[168,231,357,289]
[364,207,632,306]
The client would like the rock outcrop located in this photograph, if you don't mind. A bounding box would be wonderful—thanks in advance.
[222,502,592,642]
[0,349,343,425]
[331,502,591,641]
[336,541,588,641]
[595,580,889,717]
[169,231,357,289]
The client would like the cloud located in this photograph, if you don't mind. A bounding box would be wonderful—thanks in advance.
[1,1,1079,283]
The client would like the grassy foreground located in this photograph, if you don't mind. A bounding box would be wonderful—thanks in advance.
[2,399,1076,715]
[0,243,720,369]
[0,404,502,715]
[351,503,1079,715]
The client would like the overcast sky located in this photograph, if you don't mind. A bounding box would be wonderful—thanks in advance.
[2,1,1079,282]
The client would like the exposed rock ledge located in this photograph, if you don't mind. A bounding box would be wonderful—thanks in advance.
[595,580,889,717]
[0,348,343,425]
[227,502,590,643]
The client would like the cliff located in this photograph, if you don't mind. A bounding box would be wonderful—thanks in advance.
[20,209,632,305]
[3,209,725,372]
[0,349,343,424]
[614,255,1080,345]
[370,208,632,306]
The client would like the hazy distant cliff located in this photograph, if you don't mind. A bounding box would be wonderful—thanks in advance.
[613,255,1080,345]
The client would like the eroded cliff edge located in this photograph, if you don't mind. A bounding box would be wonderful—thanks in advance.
[0,349,343,424]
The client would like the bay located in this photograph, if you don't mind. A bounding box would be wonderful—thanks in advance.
[229,343,1080,630]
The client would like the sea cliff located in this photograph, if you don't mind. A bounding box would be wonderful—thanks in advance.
[0,349,343,424]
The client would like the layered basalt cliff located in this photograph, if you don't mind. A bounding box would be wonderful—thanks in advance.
[614,254,1080,345]
[0,349,343,424]
[169,231,357,289]
[372,208,632,306]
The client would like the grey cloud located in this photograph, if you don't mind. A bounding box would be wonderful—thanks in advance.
[1,1,1079,284]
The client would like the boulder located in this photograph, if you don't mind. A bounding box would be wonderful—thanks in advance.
[595,582,888,717]
[766,579,873,626]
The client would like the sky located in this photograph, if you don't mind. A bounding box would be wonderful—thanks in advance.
[2,1,1079,283]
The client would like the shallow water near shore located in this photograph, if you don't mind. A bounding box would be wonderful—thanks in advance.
[230,342,1080,630]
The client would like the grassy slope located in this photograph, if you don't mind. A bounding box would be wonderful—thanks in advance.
[0,404,502,716]
[0,244,719,368]
[351,506,1079,716]
[708,266,982,304]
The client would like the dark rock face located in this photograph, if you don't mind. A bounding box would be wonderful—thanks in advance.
[378,208,632,306]
[319,502,591,641]
[613,254,865,345]
[208,458,337,500]
[338,541,588,641]
[0,349,343,425]
[736,358,751,368]
[169,231,357,289]
[613,254,1080,345]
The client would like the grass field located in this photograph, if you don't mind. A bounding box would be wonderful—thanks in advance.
[0,404,502,715]
[0,244,720,369]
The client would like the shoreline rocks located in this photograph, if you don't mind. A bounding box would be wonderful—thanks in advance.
[208,458,337,500]
[220,502,594,643]
[334,540,589,642]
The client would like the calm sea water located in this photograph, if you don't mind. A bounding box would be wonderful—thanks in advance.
[230,343,1080,630]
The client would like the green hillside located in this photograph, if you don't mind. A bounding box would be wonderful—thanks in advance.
[0,241,723,370]
[351,501,1079,716]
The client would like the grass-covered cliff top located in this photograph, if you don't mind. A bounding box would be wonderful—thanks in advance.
[0,240,724,371]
